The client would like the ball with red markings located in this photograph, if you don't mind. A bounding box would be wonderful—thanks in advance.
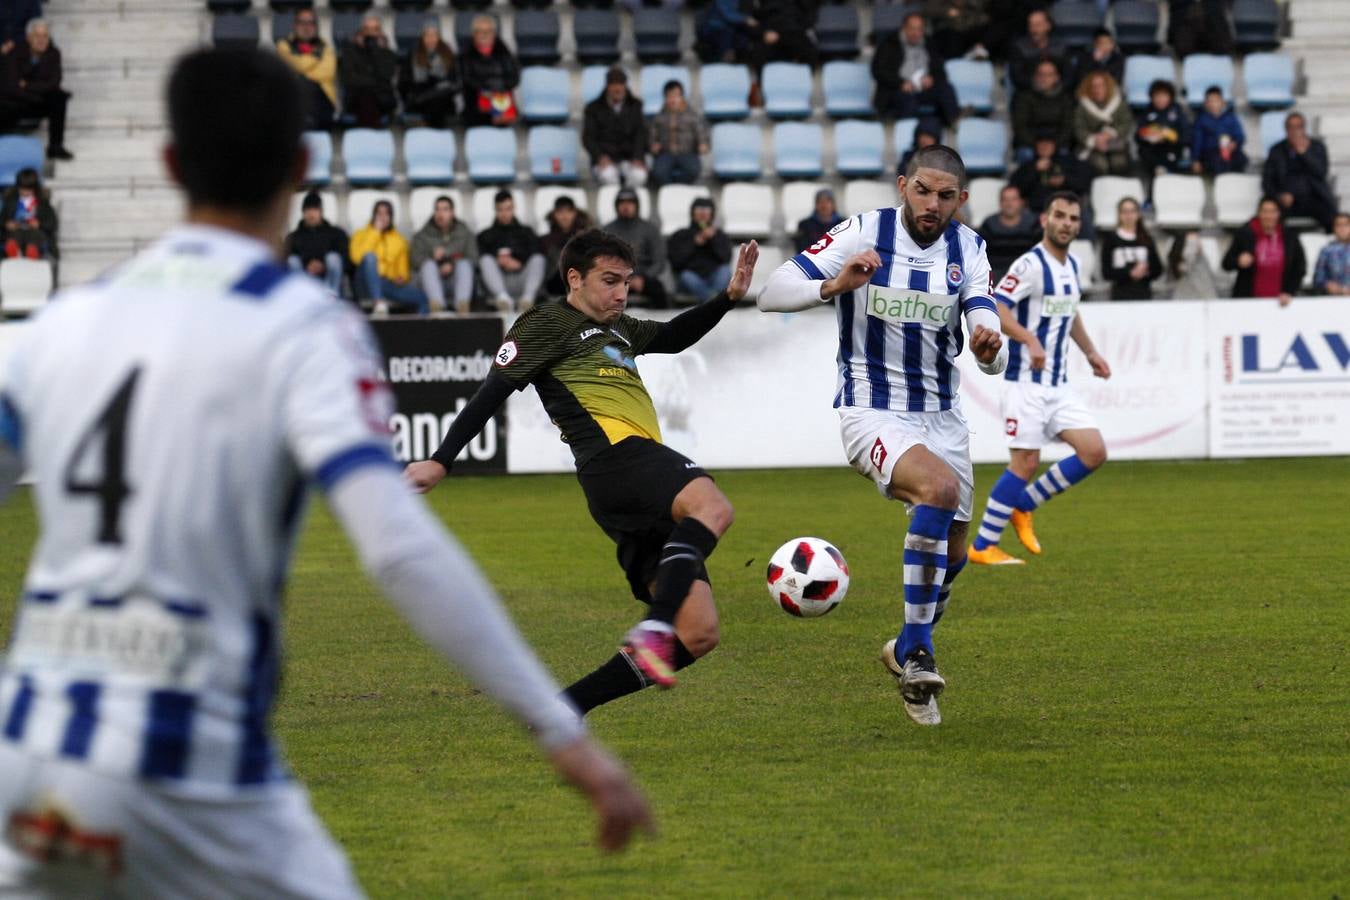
[766,537,850,618]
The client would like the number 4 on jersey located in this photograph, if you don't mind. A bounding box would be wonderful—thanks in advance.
[63,367,141,545]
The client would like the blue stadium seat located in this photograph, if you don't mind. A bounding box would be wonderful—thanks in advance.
[342,128,396,185]
[1112,0,1161,53]
[207,0,249,12]
[762,62,813,119]
[302,131,332,186]
[1243,53,1295,110]
[1050,1,1104,49]
[574,10,621,65]
[956,118,1007,176]
[580,65,611,106]
[945,59,994,114]
[1233,0,1281,52]
[639,65,692,116]
[520,67,571,123]
[701,64,752,120]
[634,8,681,64]
[711,123,762,179]
[815,5,860,60]
[331,12,362,49]
[894,117,919,158]
[1182,54,1235,107]
[528,126,580,183]
[465,126,517,183]
[870,3,909,43]
[404,128,456,184]
[774,122,825,180]
[1124,54,1176,107]
[822,61,872,118]
[0,136,44,188]
[834,120,885,178]
[1259,110,1289,155]
[211,14,259,51]
[514,10,561,66]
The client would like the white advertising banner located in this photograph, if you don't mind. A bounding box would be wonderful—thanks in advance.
[1207,298,1350,457]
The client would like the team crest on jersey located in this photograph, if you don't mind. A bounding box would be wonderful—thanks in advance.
[946,263,963,287]
[495,340,519,366]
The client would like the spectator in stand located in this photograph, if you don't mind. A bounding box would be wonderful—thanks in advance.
[793,188,843,253]
[459,15,519,127]
[1012,59,1074,161]
[1072,70,1133,176]
[871,13,960,127]
[1223,196,1306,306]
[1313,212,1350,294]
[978,184,1040,279]
[477,190,545,313]
[1012,132,1094,213]
[923,0,990,62]
[897,121,941,176]
[0,19,72,160]
[583,67,648,187]
[399,23,460,129]
[748,0,819,75]
[668,196,732,303]
[1263,112,1336,232]
[649,80,707,187]
[284,191,348,295]
[1169,0,1234,58]
[410,194,477,314]
[603,187,668,308]
[339,14,399,128]
[540,195,592,299]
[1135,80,1190,176]
[1008,9,1067,93]
[1191,86,1247,175]
[350,200,428,316]
[276,8,336,130]
[1,166,55,260]
[1066,27,1124,90]
[1099,197,1163,300]
[0,1,41,48]
[695,0,753,64]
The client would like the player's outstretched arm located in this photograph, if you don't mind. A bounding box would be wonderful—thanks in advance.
[1070,315,1111,379]
[724,240,760,302]
[405,372,516,493]
[758,248,880,312]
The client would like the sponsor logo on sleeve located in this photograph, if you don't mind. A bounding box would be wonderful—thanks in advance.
[806,234,834,255]
[827,218,853,236]
[996,273,1021,295]
[494,340,519,367]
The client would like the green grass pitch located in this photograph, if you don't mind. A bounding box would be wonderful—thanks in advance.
[1,459,1347,897]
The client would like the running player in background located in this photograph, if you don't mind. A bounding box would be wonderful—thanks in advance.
[0,48,650,897]
[968,191,1111,566]
[405,232,759,710]
[758,145,1007,726]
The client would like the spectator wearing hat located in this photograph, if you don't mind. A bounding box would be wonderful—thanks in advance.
[649,80,707,187]
[668,197,732,303]
[410,194,477,313]
[604,187,668,308]
[540,195,593,299]
[477,190,545,312]
[1,166,56,260]
[276,7,336,129]
[872,13,959,127]
[0,18,73,161]
[584,67,648,187]
[285,191,349,295]
[793,189,843,254]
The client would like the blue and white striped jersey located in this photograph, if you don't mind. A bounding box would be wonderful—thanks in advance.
[995,244,1082,387]
[0,226,398,792]
[786,208,997,412]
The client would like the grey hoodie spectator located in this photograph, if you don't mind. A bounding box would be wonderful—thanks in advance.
[604,187,668,308]
[411,195,478,313]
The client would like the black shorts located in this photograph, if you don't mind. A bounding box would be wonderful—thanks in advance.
[577,437,711,603]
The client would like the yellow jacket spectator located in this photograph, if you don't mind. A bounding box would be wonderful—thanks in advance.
[276,8,336,128]
[350,200,427,315]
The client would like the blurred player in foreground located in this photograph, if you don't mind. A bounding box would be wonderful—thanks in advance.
[0,48,650,897]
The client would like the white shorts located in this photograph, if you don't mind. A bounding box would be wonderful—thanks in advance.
[838,405,975,521]
[0,743,362,899]
[1001,382,1099,450]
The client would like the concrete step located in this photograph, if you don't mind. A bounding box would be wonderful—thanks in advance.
[1288,0,1345,19]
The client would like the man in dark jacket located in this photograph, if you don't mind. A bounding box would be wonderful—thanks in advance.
[1011,59,1073,158]
[584,68,649,187]
[747,0,820,74]
[459,15,520,127]
[477,190,545,312]
[668,197,732,304]
[339,14,399,128]
[1011,133,1094,214]
[793,188,843,253]
[872,13,959,126]
[978,184,1041,279]
[1262,113,1337,232]
[0,19,72,160]
[1007,8,1067,93]
[0,0,40,47]
[284,192,349,296]
[603,187,669,308]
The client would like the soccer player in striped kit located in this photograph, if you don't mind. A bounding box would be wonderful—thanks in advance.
[760,145,1008,726]
[0,49,651,896]
[968,191,1112,566]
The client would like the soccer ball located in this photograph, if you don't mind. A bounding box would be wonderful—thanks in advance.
[766,537,850,618]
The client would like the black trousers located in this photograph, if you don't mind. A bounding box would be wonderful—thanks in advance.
[0,88,68,148]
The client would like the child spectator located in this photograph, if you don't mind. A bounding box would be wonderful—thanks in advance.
[1099,197,1163,300]
[1072,71,1133,176]
[668,197,732,303]
[793,188,844,254]
[410,195,477,314]
[649,81,707,187]
[477,190,545,312]
[1135,80,1190,176]
[1223,196,1305,306]
[350,200,427,316]
[284,191,348,295]
[1191,87,1247,175]
[276,8,336,129]
[400,23,460,129]
[459,15,519,127]
[339,15,398,128]
[1312,212,1350,295]
[1,166,56,260]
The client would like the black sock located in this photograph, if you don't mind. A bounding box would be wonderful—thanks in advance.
[563,639,699,714]
[646,518,719,624]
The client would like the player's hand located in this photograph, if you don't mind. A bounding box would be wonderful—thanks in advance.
[550,737,655,853]
[822,250,882,299]
[1278,292,1293,307]
[970,324,1002,365]
[403,460,447,493]
[725,240,760,302]
[1087,352,1111,379]
[1028,339,1048,371]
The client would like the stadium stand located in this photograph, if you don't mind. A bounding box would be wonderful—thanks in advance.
[710,122,762,180]
[1152,173,1208,229]
[1182,54,1235,106]
[1124,54,1178,107]
[945,59,995,115]
[639,65,692,117]
[1243,53,1296,109]
[464,127,517,184]
[0,137,45,189]
[774,122,826,180]
[822,61,873,118]
[1213,172,1265,228]
[957,118,1009,176]
[520,67,571,124]
[761,63,813,120]
[657,184,711,237]
[574,10,621,66]
[1050,1,1104,49]
[833,121,884,179]
[721,184,775,238]
[513,10,561,66]
[341,128,396,185]
[527,125,580,183]
[963,178,1004,230]
[700,64,751,120]
[1112,1,1162,54]
[404,128,456,185]
[211,14,259,52]
[302,132,333,186]
[814,6,860,61]
[634,8,682,65]
[1091,176,1147,230]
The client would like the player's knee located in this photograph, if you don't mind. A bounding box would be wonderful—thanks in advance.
[697,497,734,536]
[683,622,720,658]
[918,477,960,511]
[1081,443,1108,469]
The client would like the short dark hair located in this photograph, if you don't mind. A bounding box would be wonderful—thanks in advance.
[558,229,636,286]
[14,168,39,191]
[167,48,304,214]
[1285,111,1306,128]
[1204,85,1224,99]
[434,194,454,208]
[1044,190,1082,213]
[904,144,968,189]
[663,79,684,95]
[1149,79,1175,100]
[493,189,513,205]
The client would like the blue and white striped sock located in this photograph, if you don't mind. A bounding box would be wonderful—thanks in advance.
[972,469,1028,550]
[1017,455,1094,511]
[897,504,955,659]
[933,555,967,625]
